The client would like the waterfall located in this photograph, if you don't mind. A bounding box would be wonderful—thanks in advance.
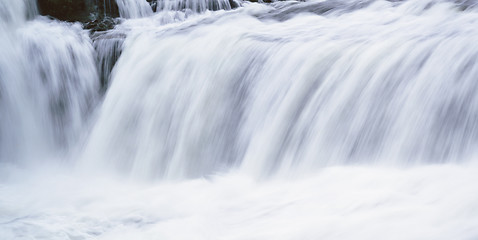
[2,0,478,177]
[0,1,99,163]
[78,0,478,179]
[2,0,478,239]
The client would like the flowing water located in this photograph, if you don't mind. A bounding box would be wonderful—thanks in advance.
[116,0,153,18]
[1,0,478,239]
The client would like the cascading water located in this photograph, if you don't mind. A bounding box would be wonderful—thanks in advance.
[0,0,99,163]
[116,0,153,18]
[82,0,478,179]
[153,0,241,12]
[0,0,36,24]
[113,0,240,18]
[92,31,126,89]
[2,0,478,239]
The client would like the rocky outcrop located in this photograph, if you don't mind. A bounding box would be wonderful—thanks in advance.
[37,0,120,22]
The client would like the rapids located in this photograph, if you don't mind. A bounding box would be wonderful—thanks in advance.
[1,0,478,239]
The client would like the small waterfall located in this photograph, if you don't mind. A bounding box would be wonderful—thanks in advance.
[0,0,37,25]
[0,1,99,163]
[154,0,241,12]
[92,31,126,90]
[19,21,99,153]
[116,0,153,18]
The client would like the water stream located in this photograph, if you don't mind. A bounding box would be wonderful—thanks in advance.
[1,0,478,239]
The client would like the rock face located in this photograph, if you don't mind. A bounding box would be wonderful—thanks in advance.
[37,0,120,22]
[37,0,89,22]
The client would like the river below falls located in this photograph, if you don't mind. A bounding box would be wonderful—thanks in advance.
[2,164,478,239]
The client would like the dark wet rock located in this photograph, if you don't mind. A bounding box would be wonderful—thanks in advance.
[37,0,120,22]
[37,0,90,22]
[229,0,242,8]
[146,0,158,11]
[84,17,121,32]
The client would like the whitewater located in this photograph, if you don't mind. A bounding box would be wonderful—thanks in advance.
[2,0,478,239]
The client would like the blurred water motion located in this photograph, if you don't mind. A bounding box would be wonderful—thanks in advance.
[1,0,478,239]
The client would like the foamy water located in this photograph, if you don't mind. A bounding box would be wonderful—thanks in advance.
[1,0,478,239]
[2,165,478,239]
